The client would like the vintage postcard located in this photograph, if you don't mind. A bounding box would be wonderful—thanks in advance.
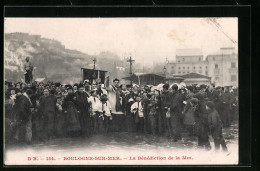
[4,17,238,165]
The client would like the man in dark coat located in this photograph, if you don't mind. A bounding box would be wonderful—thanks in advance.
[160,84,171,137]
[207,84,219,102]
[169,84,183,142]
[112,78,122,113]
[39,88,57,140]
[220,87,232,127]
[24,57,33,84]
[63,86,81,137]
[206,101,228,151]
[75,84,90,136]
[194,93,211,150]
[13,89,34,144]
[122,88,135,133]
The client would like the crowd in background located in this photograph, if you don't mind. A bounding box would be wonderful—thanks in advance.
[4,79,238,151]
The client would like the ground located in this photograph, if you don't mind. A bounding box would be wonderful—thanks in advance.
[4,122,238,165]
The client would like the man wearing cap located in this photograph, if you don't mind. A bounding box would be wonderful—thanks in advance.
[169,84,183,142]
[160,84,171,136]
[193,93,211,150]
[122,85,135,133]
[220,86,233,127]
[206,101,227,151]
[75,84,90,136]
[73,84,78,93]
[112,78,122,112]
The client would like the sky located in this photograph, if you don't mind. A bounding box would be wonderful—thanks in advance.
[4,18,238,65]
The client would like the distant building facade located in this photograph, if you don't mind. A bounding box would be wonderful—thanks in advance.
[166,49,209,76]
[206,47,238,87]
[166,48,238,86]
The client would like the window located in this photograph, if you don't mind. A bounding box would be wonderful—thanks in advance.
[183,67,185,69]
[199,70,202,74]
[171,66,174,69]
[213,57,215,61]
[205,71,208,75]
[205,66,208,69]
[193,67,196,69]
[178,67,181,70]
[187,67,189,69]
[231,62,236,68]
[178,72,181,74]
[231,75,237,81]
[187,71,190,73]
[199,66,202,69]
[215,64,218,69]
[183,58,185,61]
[178,60,180,63]
[215,77,219,81]
[183,72,185,74]
[199,58,201,61]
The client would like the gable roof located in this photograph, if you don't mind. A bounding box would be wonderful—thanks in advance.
[122,73,165,80]
[182,73,211,79]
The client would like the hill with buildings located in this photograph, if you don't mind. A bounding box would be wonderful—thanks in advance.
[4,33,129,84]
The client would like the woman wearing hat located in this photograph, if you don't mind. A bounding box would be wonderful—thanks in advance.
[147,90,161,136]
[62,85,81,137]
[182,98,198,136]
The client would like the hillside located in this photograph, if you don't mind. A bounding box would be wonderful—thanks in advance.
[4,33,128,84]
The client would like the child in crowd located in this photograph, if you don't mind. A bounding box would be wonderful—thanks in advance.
[206,101,228,151]
[101,94,112,134]
[88,90,102,134]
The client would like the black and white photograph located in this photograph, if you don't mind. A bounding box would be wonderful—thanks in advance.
[4,17,239,165]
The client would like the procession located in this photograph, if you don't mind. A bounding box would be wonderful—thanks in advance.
[3,18,240,165]
[4,57,238,152]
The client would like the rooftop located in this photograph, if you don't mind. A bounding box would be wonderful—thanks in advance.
[122,73,166,80]
[207,47,237,56]
[176,49,203,57]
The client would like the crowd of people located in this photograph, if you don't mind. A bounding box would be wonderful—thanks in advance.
[4,78,238,151]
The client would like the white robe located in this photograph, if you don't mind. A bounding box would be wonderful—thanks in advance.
[131,102,144,117]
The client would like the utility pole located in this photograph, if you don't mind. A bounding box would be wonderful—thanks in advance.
[93,58,96,70]
[127,56,135,85]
